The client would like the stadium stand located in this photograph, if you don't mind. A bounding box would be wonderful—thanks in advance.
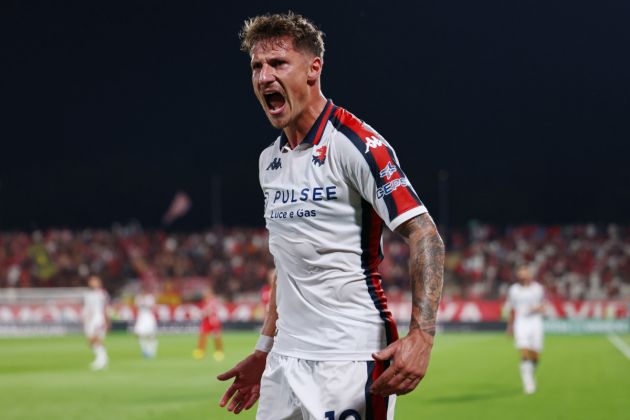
[1,224,629,300]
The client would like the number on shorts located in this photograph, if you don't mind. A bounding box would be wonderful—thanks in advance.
[324,409,361,420]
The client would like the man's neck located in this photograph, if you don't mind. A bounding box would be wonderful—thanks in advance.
[283,94,328,149]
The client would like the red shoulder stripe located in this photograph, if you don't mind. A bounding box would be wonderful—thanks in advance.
[333,107,421,219]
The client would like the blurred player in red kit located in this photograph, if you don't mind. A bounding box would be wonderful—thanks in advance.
[193,288,225,361]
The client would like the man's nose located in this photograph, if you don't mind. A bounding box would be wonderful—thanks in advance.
[259,63,274,84]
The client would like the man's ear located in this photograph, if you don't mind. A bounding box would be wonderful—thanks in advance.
[307,56,323,83]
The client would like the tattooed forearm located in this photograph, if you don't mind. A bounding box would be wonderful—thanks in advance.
[395,214,445,336]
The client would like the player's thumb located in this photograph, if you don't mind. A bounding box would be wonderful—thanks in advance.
[372,343,396,361]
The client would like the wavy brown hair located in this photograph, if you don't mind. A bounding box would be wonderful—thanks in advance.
[239,11,325,58]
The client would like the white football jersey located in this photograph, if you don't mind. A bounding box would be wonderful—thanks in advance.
[507,282,545,321]
[83,289,108,322]
[134,293,157,336]
[135,293,156,314]
[259,100,428,361]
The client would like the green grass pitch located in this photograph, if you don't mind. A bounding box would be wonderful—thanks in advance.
[1,332,629,419]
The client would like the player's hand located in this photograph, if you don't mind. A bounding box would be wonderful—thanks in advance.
[370,329,434,396]
[217,350,267,414]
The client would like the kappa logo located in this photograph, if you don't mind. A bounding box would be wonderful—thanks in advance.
[312,145,327,166]
[379,162,397,180]
[266,157,282,171]
[364,136,384,153]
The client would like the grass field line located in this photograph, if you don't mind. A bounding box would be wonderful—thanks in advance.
[607,333,630,360]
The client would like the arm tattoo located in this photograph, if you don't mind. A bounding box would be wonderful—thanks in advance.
[396,214,445,336]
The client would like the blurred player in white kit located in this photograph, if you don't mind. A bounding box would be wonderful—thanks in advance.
[82,275,109,370]
[506,264,546,394]
[134,284,158,359]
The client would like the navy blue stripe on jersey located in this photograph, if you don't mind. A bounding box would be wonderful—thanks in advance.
[278,130,289,150]
[365,362,374,420]
[360,199,384,269]
[331,114,399,219]
[309,100,334,146]
[361,199,396,345]
[278,99,333,150]
[364,275,393,344]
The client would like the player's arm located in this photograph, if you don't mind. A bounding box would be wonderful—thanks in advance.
[104,294,112,331]
[200,303,212,318]
[397,214,444,336]
[259,271,278,338]
[506,307,515,336]
[371,213,444,396]
[530,285,547,315]
[217,271,278,414]
[81,301,88,324]
[504,288,514,335]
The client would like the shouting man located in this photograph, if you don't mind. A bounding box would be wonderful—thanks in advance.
[218,12,444,419]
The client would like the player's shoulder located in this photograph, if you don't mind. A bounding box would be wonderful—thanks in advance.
[327,104,392,163]
[508,283,520,293]
[258,135,283,171]
[263,135,281,152]
[329,105,384,145]
[259,135,282,159]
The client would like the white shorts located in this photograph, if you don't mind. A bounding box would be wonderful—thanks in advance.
[514,319,544,352]
[84,319,106,340]
[134,313,157,336]
[257,352,396,420]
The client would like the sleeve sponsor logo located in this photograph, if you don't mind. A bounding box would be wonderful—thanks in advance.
[379,162,397,180]
[377,177,410,198]
[266,157,282,171]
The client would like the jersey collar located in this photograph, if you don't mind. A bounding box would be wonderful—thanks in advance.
[279,99,335,151]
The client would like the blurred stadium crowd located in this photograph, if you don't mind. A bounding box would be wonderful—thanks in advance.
[1,223,629,300]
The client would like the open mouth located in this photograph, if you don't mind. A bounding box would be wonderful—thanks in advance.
[264,91,286,115]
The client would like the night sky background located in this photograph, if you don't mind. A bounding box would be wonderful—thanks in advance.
[2,1,629,231]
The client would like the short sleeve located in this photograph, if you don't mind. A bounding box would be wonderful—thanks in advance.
[331,110,427,231]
